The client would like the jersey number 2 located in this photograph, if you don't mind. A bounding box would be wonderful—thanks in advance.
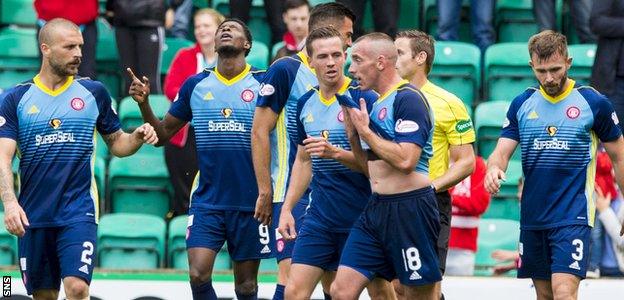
[81,241,94,265]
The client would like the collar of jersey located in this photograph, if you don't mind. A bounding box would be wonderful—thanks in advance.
[540,79,575,104]
[376,79,409,104]
[34,75,73,96]
[317,77,352,106]
[297,51,315,74]
[213,64,251,86]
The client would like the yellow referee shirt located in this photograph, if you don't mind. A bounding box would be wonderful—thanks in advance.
[421,80,476,180]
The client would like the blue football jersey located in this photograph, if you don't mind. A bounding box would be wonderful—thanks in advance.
[501,80,622,230]
[0,76,120,227]
[367,80,434,175]
[295,79,376,232]
[169,64,264,211]
[256,52,317,204]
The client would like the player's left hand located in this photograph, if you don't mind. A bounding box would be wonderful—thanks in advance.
[347,98,371,134]
[595,185,611,213]
[3,200,29,237]
[303,136,339,159]
[132,123,159,145]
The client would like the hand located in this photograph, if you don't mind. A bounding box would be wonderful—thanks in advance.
[303,136,339,159]
[127,68,150,104]
[484,166,506,194]
[595,185,612,213]
[347,98,371,135]
[165,8,175,29]
[254,191,273,225]
[3,200,29,237]
[492,263,517,276]
[491,249,519,262]
[278,209,297,241]
[132,123,158,145]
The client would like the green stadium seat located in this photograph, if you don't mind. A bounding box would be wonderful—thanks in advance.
[0,27,39,90]
[168,215,188,269]
[430,41,481,107]
[108,154,172,218]
[484,43,535,102]
[118,95,170,132]
[568,44,596,87]
[259,258,278,272]
[0,213,17,265]
[271,41,285,60]
[213,0,272,46]
[95,17,122,99]
[98,213,166,269]
[423,0,472,43]
[161,38,195,76]
[474,218,520,276]
[474,101,509,158]
[193,0,210,9]
[482,160,521,221]
[249,40,269,69]
[495,0,539,43]
[0,0,37,26]
[215,246,232,271]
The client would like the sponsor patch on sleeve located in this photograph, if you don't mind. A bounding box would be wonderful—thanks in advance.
[395,119,419,133]
[259,84,275,96]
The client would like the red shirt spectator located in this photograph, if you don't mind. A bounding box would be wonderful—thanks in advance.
[449,156,491,252]
[35,0,99,25]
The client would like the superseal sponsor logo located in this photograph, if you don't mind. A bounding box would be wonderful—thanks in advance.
[208,120,245,132]
[532,138,570,150]
[35,131,76,146]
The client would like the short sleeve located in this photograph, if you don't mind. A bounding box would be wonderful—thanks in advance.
[585,91,622,142]
[256,58,297,114]
[295,92,311,146]
[392,90,432,148]
[500,95,524,141]
[445,100,476,145]
[93,84,121,135]
[0,90,20,140]
[169,73,205,122]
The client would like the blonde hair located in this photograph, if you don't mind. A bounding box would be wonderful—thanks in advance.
[194,8,225,26]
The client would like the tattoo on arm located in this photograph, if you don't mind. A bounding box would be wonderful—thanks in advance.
[0,165,17,203]
[102,130,122,148]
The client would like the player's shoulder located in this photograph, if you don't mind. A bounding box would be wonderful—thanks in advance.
[421,81,463,107]
[396,82,428,107]
[2,80,33,101]
[347,80,378,103]
[509,86,539,111]
[75,76,108,94]
[298,86,317,106]
[249,65,267,82]
[267,54,303,73]
[576,85,609,106]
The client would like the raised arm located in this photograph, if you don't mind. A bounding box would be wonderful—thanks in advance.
[0,138,28,237]
[251,107,279,225]
[126,68,187,147]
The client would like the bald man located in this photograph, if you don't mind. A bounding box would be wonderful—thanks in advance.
[330,33,441,300]
[0,18,157,300]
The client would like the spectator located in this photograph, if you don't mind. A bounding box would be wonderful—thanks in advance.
[533,0,596,44]
[594,183,624,277]
[106,0,168,95]
[446,155,491,276]
[437,0,495,53]
[229,0,286,45]
[337,0,398,39]
[590,0,624,131]
[34,0,99,79]
[163,8,225,216]
[272,0,310,62]
[167,0,193,39]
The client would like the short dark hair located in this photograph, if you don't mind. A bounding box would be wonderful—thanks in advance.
[308,2,355,31]
[528,30,568,61]
[396,30,435,74]
[218,18,252,56]
[305,26,343,56]
[285,0,310,11]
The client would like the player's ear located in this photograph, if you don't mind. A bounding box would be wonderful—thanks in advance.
[244,40,251,52]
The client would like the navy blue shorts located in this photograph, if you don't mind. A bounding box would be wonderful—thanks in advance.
[18,222,97,295]
[340,187,442,286]
[186,208,274,261]
[271,200,308,261]
[518,225,591,280]
[291,221,349,271]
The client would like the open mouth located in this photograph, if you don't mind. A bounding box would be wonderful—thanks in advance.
[220,33,232,41]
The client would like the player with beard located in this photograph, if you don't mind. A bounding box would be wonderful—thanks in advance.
[0,18,158,300]
[485,30,624,300]
[128,19,270,300]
